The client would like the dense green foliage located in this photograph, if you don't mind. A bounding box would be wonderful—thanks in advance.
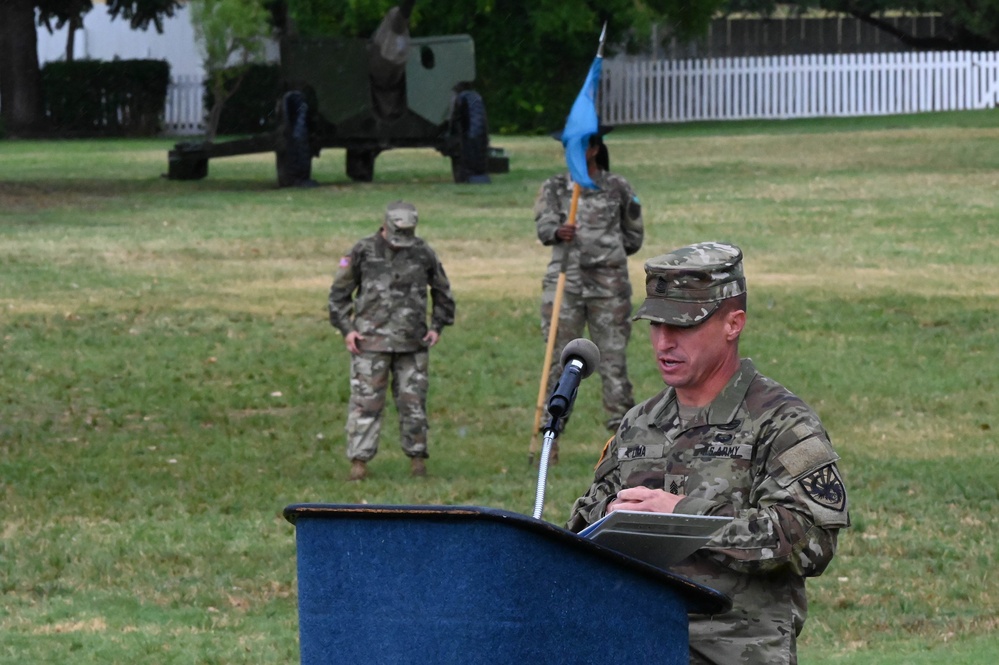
[40,59,170,136]
[1,112,998,663]
[190,0,274,140]
[285,0,723,132]
[206,64,283,135]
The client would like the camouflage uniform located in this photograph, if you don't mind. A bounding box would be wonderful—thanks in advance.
[567,242,849,665]
[328,205,455,463]
[534,169,644,428]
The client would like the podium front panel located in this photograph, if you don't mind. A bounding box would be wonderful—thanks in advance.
[287,504,727,665]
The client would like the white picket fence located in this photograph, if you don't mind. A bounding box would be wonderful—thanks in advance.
[600,51,999,124]
[163,75,206,135]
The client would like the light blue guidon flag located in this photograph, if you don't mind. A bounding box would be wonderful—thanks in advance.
[560,53,603,190]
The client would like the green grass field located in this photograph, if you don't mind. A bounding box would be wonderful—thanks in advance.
[2,110,998,664]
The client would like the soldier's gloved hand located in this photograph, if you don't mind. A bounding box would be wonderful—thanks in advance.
[555,224,576,242]
[344,331,364,354]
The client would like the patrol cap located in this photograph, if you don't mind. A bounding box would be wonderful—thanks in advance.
[633,241,746,327]
[384,200,418,247]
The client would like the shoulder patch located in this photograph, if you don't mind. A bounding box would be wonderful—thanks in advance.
[594,436,614,471]
[776,435,837,478]
[627,195,642,221]
[339,255,351,268]
[799,464,847,511]
[593,436,620,479]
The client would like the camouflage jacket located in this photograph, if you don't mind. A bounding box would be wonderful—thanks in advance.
[533,170,644,299]
[567,359,850,664]
[328,231,456,353]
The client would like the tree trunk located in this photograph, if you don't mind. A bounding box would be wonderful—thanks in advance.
[205,97,223,142]
[204,69,251,142]
[0,0,45,137]
[66,16,82,63]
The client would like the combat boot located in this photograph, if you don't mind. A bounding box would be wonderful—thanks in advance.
[410,457,427,477]
[348,459,367,481]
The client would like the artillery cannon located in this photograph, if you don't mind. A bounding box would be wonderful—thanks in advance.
[167,1,507,186]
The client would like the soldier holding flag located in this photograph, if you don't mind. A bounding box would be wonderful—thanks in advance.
[531,26,644,455]
[533,128,644,437]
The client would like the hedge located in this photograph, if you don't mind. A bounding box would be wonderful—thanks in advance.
[41,59,170,137]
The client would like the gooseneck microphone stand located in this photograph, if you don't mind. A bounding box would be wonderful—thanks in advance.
[532,417,563,520]
[530,339,599,520]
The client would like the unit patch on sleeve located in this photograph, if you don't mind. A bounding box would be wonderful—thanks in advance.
[627,195,642,221]
[799,464,847,511]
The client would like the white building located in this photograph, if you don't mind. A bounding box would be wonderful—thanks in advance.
[37,3,205,78]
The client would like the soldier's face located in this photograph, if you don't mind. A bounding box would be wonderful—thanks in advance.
[648,307,744,406]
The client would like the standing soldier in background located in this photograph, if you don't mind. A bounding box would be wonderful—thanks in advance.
[329,201,456,481]
[534,127,644,445]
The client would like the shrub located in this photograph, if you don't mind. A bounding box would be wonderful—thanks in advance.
[41,59,170,137]
[205,63,282,135]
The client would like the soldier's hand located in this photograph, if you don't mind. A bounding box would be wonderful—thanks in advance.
[555,224,576,242]
[608,486,684,514]
[423,330,440,347]
[345,331,364,354]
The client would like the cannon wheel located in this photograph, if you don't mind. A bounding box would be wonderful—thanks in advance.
[450,90,490,184]
[346,149,377,182]
[275,91,316,188]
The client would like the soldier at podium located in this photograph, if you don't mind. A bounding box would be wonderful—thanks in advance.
[567,242,850,665]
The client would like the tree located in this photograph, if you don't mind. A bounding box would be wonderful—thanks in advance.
[421,0,726,131]
[284,0,726,132]
[0,1,181,137]
[189,0,273,141]
[0,0,45,136]
[726,1,999,51]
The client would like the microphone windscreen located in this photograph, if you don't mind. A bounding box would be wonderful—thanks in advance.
[560,338,600,378]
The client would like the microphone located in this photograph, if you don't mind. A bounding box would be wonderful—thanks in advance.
[547,338,600,419]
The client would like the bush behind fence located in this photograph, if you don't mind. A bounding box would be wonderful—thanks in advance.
[42,60,170,136]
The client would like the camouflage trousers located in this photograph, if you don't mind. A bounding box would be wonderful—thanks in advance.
[541,290,635,425]
[345,350,430,461]
[688,614,800,665]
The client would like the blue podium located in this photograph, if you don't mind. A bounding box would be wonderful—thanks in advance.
[284,504,729,665]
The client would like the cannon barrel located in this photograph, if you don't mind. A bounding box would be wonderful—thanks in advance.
[368,2,416,121]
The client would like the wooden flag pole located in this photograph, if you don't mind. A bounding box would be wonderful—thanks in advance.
[529,183,581,465]
[529,23,605,467]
